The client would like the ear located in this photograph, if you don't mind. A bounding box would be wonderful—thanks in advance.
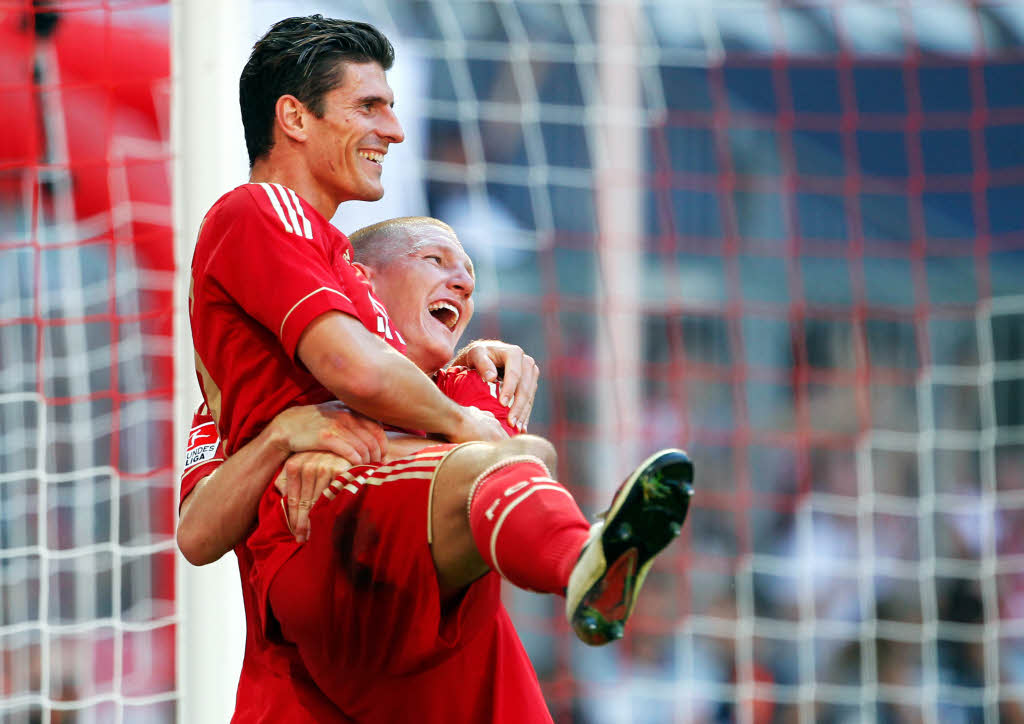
[351,261,375,281]
[275,95,309,144]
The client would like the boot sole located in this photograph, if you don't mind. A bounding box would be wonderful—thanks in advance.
[567,448,694,646]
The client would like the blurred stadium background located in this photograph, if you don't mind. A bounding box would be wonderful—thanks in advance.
[2,0,1024,722]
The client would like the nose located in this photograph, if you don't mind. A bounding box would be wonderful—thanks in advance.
[380,105,405,145]
[449,268,474,298]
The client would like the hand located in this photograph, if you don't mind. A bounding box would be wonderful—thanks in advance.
[452,340,540,432]
[448,405,509,444]
[269,401,387,465]
[274,451,353,543]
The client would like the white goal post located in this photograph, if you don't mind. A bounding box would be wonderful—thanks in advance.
[172,2,252,723]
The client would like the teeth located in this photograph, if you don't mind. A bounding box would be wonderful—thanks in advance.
[427,301,459,329]
[359,151,384,163]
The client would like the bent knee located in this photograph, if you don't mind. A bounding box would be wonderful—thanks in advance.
[436,437,558,501]
[498,434,557,472]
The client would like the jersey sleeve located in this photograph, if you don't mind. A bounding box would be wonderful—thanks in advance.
[180,404,225,509]
[202,184,360,359]
[434,366,518,436]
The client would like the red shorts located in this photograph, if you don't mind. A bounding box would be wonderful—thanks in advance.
[246,444,552,723]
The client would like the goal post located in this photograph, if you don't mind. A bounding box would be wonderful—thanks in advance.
[172,1,252,722]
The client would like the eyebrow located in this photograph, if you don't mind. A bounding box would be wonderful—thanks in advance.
[355,94,394,108]
[411,240,475,279]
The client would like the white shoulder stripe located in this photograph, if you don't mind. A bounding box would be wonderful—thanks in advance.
[279,286,353,340]
[272,183,305,239]
[283,185,314,239]
[258,182,293,234]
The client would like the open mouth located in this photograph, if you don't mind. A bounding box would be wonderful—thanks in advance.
[358,151,383,165]
[427,301,459,330]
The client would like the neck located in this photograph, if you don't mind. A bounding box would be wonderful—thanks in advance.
[249,157,339,221]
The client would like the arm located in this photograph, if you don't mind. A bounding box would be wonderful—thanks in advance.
[177,402,386,564]
[268,379,520,534]
[178,426,290,566]
[298,311,507,443]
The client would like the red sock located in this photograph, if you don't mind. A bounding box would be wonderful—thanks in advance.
[467,457,590,595]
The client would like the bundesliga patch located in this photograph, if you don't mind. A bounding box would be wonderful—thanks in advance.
[184,422,220,470]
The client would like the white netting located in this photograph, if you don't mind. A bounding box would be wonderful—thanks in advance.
[0,3,177,722]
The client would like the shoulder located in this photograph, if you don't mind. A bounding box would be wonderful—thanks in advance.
[204,184,260,221]
[435,366,495,396]
[436,366,516,435]
[205,183,320,238]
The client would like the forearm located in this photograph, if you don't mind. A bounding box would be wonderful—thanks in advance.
[177,425,289,565]
[338,345,467,435]
[300,313,468,439]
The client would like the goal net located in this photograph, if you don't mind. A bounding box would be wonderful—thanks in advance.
[0,2,177,723]
[4,1,1024,723]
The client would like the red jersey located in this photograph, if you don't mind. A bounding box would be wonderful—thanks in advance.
[189,182,405,455]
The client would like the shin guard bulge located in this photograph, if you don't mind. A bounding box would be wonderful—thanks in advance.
[467,457,590,595]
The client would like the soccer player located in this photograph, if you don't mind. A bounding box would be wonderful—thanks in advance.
[186,216,694,721]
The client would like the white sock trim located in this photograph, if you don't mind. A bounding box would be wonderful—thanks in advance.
[465,454,552,526]
[489,484,574,583]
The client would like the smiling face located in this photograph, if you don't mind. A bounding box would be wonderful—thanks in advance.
[356,223,475,374]
[304,61,404,205]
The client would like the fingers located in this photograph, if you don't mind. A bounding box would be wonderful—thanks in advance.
[457,344,499,385]
[283,452,355,543]
[323,436,372,466]
[322,409,387,463]
[504,355,538,432]
[471,348,500,384]
[293,457,319,543]
[283,461,304,538]
[356,414,388,462]
[452,405,509,443]
[473,406,509,442]
[453,342,498,382]
[294,463,332,544]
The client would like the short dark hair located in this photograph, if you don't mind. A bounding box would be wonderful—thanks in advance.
[240,15,394,167]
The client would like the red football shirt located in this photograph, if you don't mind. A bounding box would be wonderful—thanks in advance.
[189,182,406,456]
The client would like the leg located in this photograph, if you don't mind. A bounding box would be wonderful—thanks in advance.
[433,438,696,646]
[260,449,510,719]
[429,434,562,598]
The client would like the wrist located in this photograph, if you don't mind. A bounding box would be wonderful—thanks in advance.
[441,400,469,440]
[262,419,295,460]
